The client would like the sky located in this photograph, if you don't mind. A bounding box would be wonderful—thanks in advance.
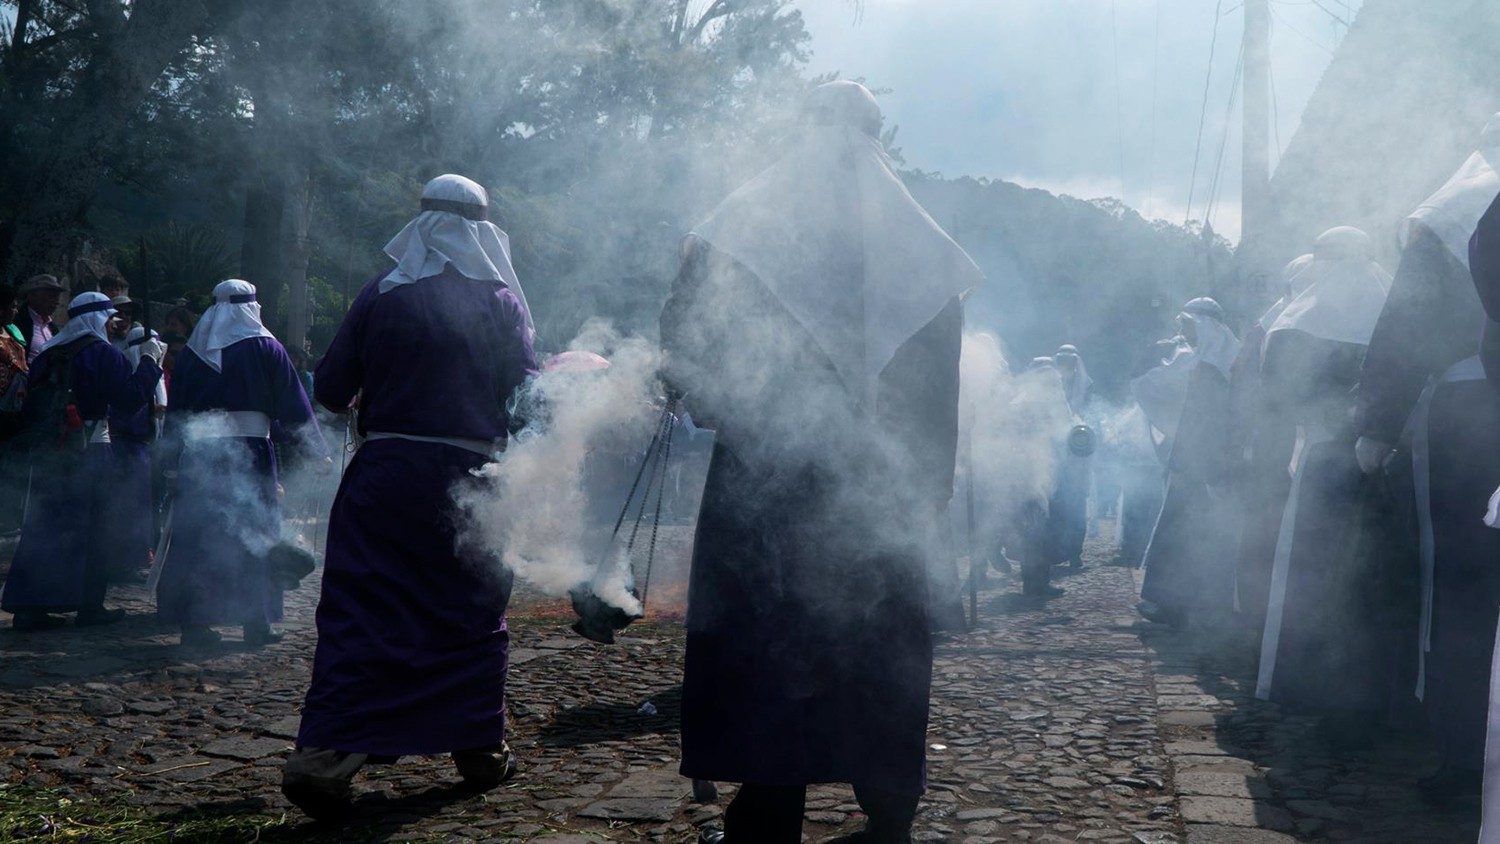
[794,0,1364,241]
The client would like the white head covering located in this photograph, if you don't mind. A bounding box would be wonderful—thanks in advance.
[1053,344,1092,409]
[126,325,168,407]
[186,280,275,372]
[1258,254,1316,328]
[1131,338,1197,448]
[1268,227,1392,348]
[692,81,983,400]
[37,292,115,355]
[381,174,534,333]
[125,325,158,369]
[1178,297,1240,378]
[1401,113,1500,269]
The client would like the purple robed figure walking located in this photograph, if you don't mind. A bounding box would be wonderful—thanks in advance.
[2,292,163,630]
[283,174,538,819]
[157,280,327,648]
[663,82,981,844]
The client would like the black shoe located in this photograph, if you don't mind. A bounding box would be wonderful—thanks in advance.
[282,774,354,821]
[11,612,67,631]
[697,829,726,844]
[76,607,126,627]
[1417,765,1482,805]
[180,625,223,648]
[1023,584,1065,599]
[244,625,284,649]
[452,743,518,790]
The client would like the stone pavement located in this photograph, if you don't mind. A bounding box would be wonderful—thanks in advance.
[0,527,1484,842]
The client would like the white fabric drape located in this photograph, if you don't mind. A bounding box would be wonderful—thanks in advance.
[186,280,275,373]
[381,174,534,333]
[1402,113,1500,270]
[692,81,983,401]
[37,291,115,355]
[1267,227,1392,348]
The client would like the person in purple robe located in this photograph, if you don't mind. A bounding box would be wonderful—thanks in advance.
[1048,345,1092,570]
[1251,228,1397,744]
[282,174,538,819]
[156,280,327,649]
[1388,152,1500,803]
[2,292,163,630]
[1135,298,1241,629]
[102,325,168,584]
[663,82,981,844]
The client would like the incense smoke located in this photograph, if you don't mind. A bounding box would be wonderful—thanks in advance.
[453,320,662,612]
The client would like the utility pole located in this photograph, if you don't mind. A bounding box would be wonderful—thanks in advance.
[1241,0,1272,281]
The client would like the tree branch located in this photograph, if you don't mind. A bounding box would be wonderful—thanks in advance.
[685,0,734,44]
[10,0,38,56]
[83,0,126,39]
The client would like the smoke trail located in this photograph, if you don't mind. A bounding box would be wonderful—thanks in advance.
[452,320,662,611]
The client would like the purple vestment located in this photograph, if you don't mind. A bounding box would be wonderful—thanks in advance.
[1139,363,1239,615]
[297,270,536,756]
[2,340,161,612]
[156,337,324,627]
[663,241,958,798]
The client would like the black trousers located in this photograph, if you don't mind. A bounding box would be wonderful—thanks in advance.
[723,782,918,843]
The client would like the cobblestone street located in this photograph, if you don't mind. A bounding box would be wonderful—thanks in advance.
[0,527,1483,842]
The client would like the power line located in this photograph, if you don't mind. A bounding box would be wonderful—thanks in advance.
[1204,42,1245,232]
[1185,0,1228,225]
[1145,0,1161,218]
[1271,5,1335,55]
[1110,0,1127,201]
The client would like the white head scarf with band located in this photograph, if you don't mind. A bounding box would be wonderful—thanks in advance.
[1401,113,1500,270]
[381,174,535,334]
[38,292,115,355]
[692,80,983,400]
[1178,297,1240,378]
[1268,227,1392,348]
[1053,344,1092,409]
[187,280,275,373]
[126,325,168,406]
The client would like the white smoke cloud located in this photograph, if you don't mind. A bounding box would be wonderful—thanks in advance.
[452,320,662,612]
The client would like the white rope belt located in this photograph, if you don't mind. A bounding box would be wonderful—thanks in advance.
[187,410,272,440]
[366,431,500,459]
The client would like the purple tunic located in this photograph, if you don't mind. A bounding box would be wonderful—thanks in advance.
[663,241,955,797]
[2,340,161,612]
[297,270,536,756]
[1139,363,1239,615]
[157,337,324,627]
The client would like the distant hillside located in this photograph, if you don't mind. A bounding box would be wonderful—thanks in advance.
[909,174,1233,397]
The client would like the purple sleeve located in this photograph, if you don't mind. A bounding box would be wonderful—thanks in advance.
[314,279,377,413]
[94,344,159,420]
[498,287,539,402]
[268,341,328,459]
[1472,193,1500,321]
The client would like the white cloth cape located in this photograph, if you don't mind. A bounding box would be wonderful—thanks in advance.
[38,292,115,355]
[126,326,168,407]
[1402,113,1500,270]
[382,174,535,333]
[1267,252,1391,348]
[692,125,982,400]
[186,280,275,373]
[1130,340,1197,449]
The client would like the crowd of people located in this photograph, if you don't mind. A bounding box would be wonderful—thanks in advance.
[4,79,1500,842]
[1104,115,1500,825]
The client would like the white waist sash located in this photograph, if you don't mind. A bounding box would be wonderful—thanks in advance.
[366,431,500,459]
[89,418,111,445]
[1414,355,1487,700]
[188,410,272,440]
